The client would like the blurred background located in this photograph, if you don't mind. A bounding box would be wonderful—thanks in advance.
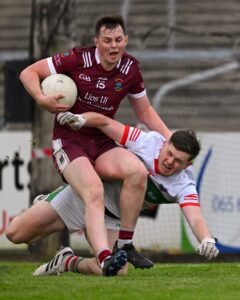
[0,0,240,261]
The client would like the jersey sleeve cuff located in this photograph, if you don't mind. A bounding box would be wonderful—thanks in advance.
[120,125,130,145]
[128,90,146,99]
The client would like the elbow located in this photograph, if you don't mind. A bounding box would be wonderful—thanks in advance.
[19,65,35,84]
[19,69,26,84]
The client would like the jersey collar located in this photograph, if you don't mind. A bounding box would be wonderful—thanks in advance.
[95,48,101,64]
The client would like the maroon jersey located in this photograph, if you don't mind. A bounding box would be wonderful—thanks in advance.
[47,46,146,139]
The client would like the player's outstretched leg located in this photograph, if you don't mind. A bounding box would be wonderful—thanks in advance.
[113,242,153,269]
[33,247,75,276]
[102,249,127,276]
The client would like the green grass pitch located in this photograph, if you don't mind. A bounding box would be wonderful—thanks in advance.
[0,262,240,300]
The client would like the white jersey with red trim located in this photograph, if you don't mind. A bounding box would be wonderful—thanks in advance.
[120,126,199,208]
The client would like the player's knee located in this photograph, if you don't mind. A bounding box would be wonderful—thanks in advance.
[84,183,105,207]
[5,224,23,244]
[6,216,33,244]
[129,166,148,190]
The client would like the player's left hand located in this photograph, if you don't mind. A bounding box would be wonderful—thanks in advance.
[197,237,219,260]
[57,112,86,130]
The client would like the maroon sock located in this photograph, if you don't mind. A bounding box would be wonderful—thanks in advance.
[118,228,134,248]
[98,249,111,266]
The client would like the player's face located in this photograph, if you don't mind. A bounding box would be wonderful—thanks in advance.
[94,25,128,71]
[158,142,191,176]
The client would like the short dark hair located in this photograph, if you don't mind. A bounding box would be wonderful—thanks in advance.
[169,129,201,161]
[95,14,127,37]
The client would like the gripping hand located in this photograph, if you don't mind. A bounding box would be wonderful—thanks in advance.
[57,112,86,130]
[197,237,219,260]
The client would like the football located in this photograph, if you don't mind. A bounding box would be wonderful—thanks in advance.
[41,74,78,108]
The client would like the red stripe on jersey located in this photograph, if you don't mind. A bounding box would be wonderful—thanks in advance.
[154,159,160,174]
[184,194,198,200]
[133,128,141,141]
[130,127,141,142]
[180,203,200,208]
[120,125,130,145]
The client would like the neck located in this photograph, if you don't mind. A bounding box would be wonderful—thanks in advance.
[100,60,117,71]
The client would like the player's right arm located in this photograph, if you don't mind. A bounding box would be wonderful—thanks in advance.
[84,112,126,143]
[57,111,126,143]
[19,59,68,113]
[181,205,219,260]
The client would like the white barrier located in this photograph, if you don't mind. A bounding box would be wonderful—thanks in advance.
[0,131,31,249]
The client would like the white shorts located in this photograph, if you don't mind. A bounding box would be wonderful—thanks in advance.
[48,184,122,233]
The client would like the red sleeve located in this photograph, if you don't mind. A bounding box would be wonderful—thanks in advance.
[180,202,200,208]
[120,125,130,145]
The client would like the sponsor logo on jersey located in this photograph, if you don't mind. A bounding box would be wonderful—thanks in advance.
[61,50,73,57]
[115,78,123,92]
[147,191,158,201]
[79,73,91,82]
[79,97,114,111]
[53,54,62,67]
[85,92,109,104]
